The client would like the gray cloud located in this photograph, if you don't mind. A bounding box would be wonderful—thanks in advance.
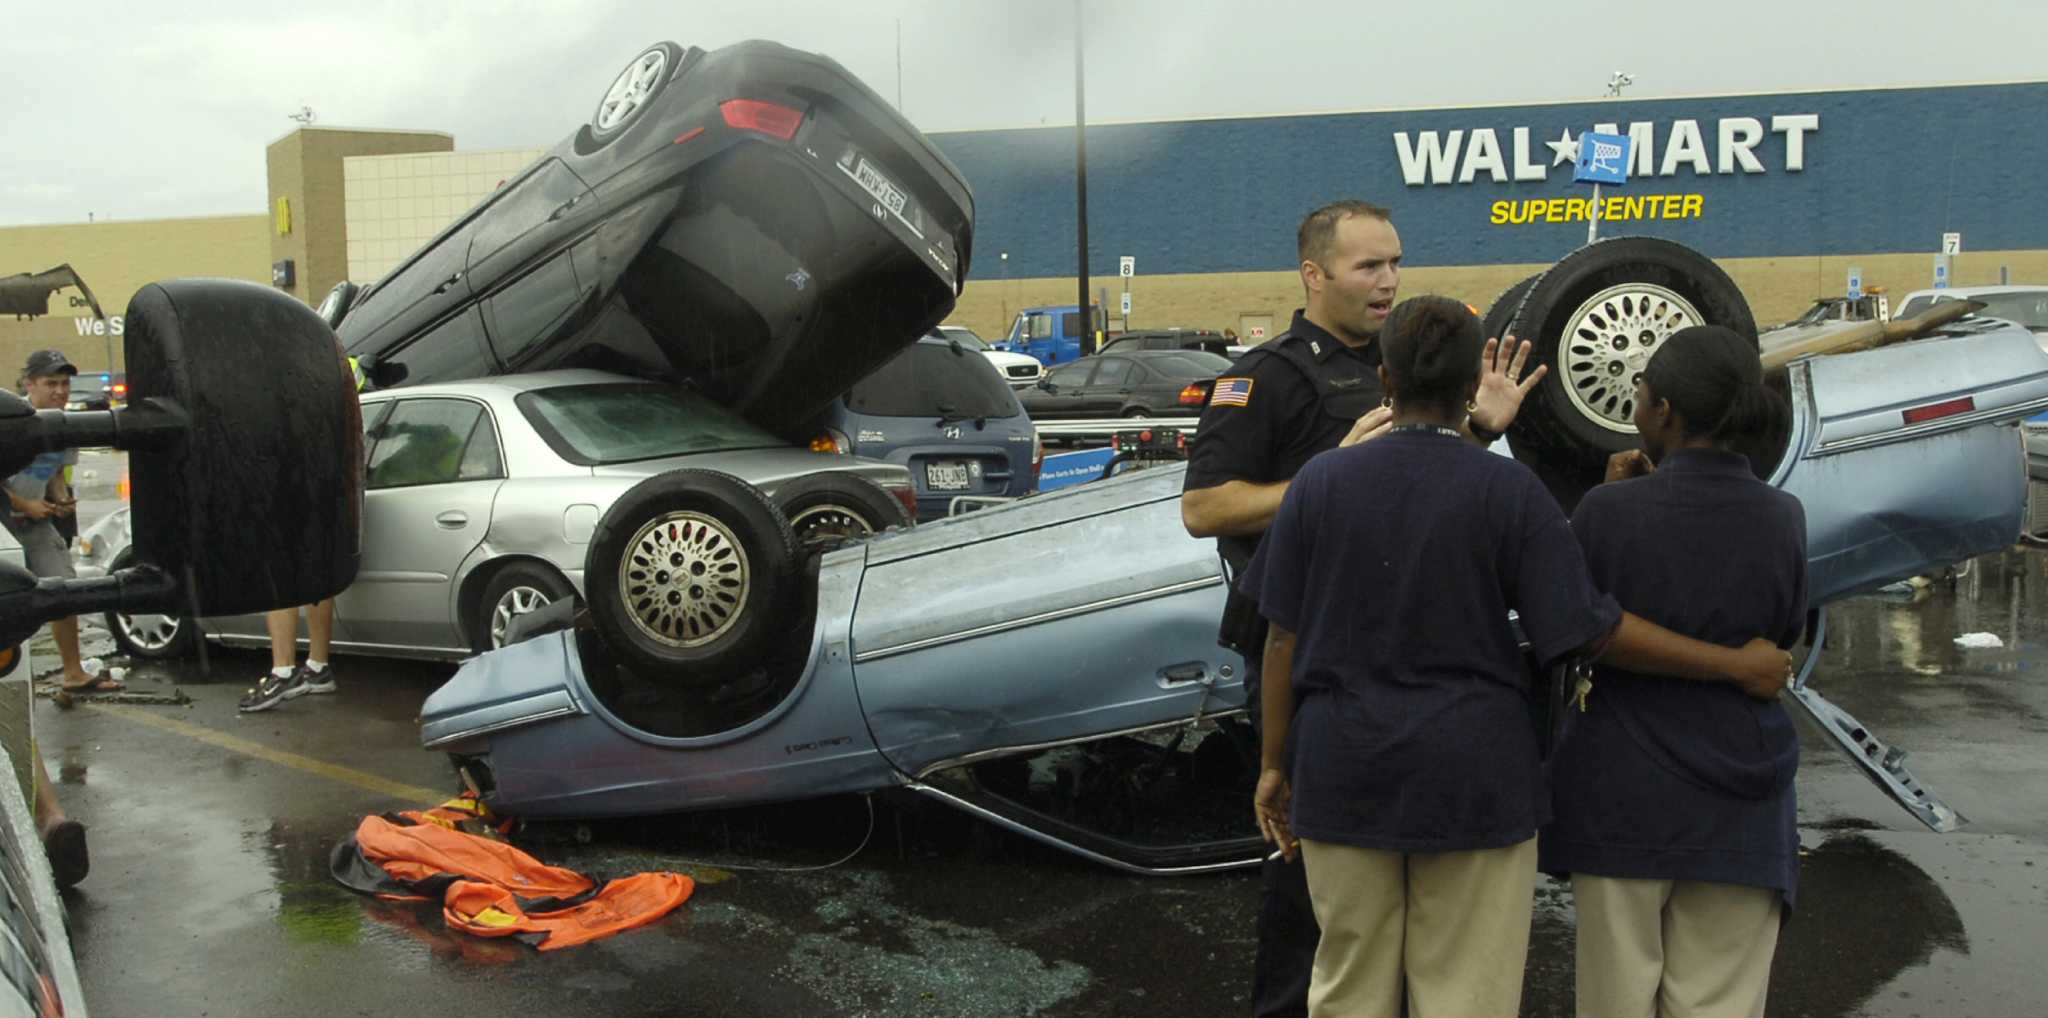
[3,0,2043,225]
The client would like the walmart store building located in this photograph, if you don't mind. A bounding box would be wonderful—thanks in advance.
[5,80,2045,376]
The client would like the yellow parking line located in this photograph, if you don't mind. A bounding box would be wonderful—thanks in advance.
[88,703,445,804]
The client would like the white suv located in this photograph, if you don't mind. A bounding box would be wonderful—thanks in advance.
[936,325,1042,389]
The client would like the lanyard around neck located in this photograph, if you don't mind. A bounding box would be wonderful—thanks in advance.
[1387,423,1464,440]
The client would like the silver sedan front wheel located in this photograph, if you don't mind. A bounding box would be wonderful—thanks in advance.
[116,613,182,652]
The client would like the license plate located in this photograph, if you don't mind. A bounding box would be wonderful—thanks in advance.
[926,461,972,491]
[854,157,909,217]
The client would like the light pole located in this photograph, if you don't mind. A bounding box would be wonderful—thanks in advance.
[1073,0,1092,355]
[1586,72,1636,243]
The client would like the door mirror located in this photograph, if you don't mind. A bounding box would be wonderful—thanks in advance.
[125,280,363,615]
[0,280,363,646]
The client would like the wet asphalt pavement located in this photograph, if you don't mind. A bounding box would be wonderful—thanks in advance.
[28,455,2048,1017]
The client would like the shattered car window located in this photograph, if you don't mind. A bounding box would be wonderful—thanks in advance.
[516,383,787,466]
[366,399,486,489]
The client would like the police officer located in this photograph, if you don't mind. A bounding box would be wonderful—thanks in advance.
[1181,200,1543,1018]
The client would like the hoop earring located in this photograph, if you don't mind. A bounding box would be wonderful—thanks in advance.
[1465,398,1478,413]
[1381,396,1393,409]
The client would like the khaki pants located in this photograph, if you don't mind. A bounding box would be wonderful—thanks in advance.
[1299,836,1537,1018]
[1571,875,1782,1018]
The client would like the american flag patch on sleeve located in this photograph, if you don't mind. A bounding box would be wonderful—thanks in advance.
[1211,377,1253,407]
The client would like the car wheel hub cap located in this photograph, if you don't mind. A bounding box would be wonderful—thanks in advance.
[788,505,873,547]
[489,586,555,649]
[596,49,667,131]
[1559,282,1703,433]
[116,613,180,651]
[621,511,749,648]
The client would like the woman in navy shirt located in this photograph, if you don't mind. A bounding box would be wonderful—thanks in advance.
[1243,299,1790,1018]
[1543,325,1806,1018]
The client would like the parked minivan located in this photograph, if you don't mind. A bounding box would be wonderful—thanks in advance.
[809,334,1041,521]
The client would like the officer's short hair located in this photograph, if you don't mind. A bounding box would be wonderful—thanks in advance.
[1297,201,1392,267]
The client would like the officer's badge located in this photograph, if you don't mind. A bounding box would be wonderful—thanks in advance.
[1212,377,1253,407]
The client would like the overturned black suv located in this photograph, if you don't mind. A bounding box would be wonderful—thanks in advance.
[332,39,975,437]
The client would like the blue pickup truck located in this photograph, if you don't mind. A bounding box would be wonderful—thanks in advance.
[995,304,1108,365]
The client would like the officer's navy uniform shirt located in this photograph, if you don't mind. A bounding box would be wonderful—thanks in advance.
[1183,311,1383,576]
[1243,430,1622,852]
[1541,448,1808,905]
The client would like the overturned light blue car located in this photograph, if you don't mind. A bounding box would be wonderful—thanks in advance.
[421,247,2048,874]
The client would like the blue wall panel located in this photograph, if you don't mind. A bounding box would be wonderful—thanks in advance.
[933,83,2048,280]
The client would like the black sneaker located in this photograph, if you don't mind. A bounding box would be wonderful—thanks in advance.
[237,670,298,713]
[296,663,337,695]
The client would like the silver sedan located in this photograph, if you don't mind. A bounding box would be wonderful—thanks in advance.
[78,369,914,662]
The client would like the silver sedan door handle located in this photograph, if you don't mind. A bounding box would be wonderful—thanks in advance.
[435,510,469,530]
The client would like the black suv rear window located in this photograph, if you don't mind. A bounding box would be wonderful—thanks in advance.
[847,342,1021,419]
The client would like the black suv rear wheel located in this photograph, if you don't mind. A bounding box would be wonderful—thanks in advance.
[579,42,683,151]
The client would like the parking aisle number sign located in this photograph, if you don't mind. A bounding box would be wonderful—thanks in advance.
[1119,256,1134,278]
[1943,233,1962,255]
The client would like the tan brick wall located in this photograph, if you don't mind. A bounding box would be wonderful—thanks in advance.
[344,148,548,283]
[947,250,2048,342]
[0,215,271,377]
[266,128,455,305]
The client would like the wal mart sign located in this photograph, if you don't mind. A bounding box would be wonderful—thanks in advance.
[935,82,2048,278]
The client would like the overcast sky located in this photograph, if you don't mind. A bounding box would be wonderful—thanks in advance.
[4,0,2044,226]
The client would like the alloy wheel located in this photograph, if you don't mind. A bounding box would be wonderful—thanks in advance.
[596,49,668,131]
[115,612,182,653]
[488,586,556,650]
[618,511,751,648]
[1558,282,1704,433]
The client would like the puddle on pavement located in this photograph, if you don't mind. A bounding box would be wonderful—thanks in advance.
[1771,832,1969,1017]
[1521,832,1969,1018]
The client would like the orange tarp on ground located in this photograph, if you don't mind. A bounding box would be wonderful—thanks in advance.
[333,802,693,952]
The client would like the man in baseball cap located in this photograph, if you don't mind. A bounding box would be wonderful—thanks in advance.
[8,348,100,887]
[21,348,78,380]
[6,349,114,695]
